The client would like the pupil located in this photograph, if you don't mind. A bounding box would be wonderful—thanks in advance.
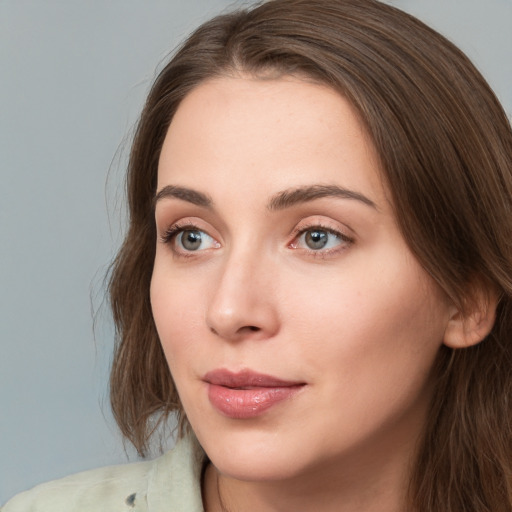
[305,230,328,249]
[182,230,202,250]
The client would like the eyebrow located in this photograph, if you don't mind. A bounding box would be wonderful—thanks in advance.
[154,183,377,211]
[154,185,213,208]
[267,184,377,211]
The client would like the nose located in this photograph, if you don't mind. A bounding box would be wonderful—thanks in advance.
[205,249,280,342]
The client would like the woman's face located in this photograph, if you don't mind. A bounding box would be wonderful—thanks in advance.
[151,76,453,482]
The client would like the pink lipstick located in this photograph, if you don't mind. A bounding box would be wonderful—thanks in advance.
[204,369,305,419]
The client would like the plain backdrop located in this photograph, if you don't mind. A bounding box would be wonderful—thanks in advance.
[1,0,511,504]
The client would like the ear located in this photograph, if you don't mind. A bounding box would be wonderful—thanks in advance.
[443,282,499,349]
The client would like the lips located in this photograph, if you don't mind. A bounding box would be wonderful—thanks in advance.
[203,369,305,419]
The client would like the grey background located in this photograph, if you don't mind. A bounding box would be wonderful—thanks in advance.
[1,0,511,504]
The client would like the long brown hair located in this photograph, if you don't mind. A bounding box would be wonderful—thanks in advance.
[108,0,512,509]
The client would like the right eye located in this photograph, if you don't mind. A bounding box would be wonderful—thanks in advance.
[176,229,217,251]
[162,225,220,254]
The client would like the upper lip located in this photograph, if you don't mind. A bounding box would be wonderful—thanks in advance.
[203,369,304,388]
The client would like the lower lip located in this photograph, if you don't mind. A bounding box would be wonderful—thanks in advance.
[207,383,304,419]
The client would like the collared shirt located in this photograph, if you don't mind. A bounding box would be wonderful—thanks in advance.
[2,435,206,512]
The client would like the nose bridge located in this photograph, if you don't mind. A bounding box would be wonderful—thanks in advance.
[206,242,278,340]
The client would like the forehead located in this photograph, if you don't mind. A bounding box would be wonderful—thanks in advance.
[157,75,385,206]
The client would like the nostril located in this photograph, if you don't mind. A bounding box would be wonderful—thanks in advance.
[209,325,260,337]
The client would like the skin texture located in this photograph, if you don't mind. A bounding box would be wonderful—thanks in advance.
[150,76,457,512]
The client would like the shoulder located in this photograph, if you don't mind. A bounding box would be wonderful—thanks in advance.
[1,458,153,512]
[1,434,206,512]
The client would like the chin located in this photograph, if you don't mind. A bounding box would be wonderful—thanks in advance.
[213,450,306,483]
[194,422,312,482]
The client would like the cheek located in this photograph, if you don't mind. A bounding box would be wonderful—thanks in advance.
[150,265,207,368]
[283,255,448,397]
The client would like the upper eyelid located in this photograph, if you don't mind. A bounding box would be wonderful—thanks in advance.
[156,212,224,238]
[292,226,353,245]
[294,224,343,235]
[291,217,355,238]
[158,217,212,235]
[163,222,205,238]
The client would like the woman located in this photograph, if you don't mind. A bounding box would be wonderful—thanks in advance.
[4,0,511,510]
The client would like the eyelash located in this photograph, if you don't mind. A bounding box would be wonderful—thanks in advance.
[159,222,196,245]
[159,222,354,257]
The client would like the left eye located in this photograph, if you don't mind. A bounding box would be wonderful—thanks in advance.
[295,228,344,251]
[175,229,218,252]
